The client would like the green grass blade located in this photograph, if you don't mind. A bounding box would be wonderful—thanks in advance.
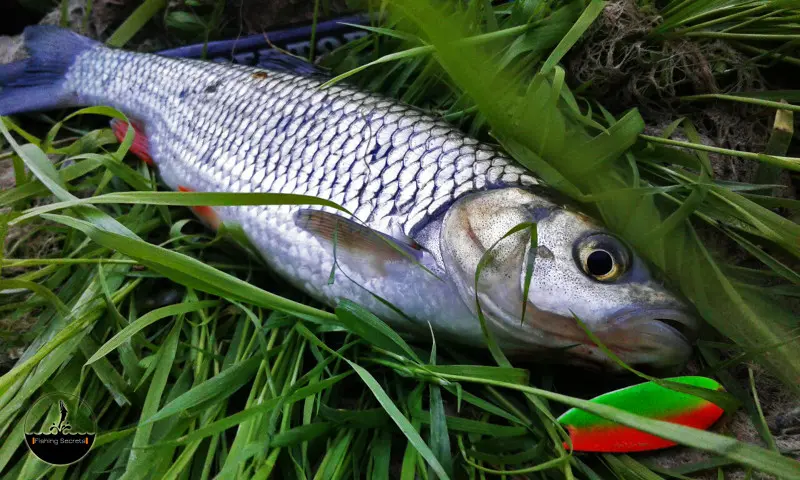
[346,360,451,480]
[106,0,168,48]
[144,354,264,425]
[85,300,219,365]
[540,0,605,74]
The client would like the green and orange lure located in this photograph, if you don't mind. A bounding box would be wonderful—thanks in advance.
[558,376,726,453]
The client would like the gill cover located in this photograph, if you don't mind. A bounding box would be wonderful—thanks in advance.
[439,188,547,339]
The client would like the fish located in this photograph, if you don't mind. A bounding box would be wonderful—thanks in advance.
[0,26,698,369]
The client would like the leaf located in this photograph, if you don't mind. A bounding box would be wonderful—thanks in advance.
[428,383,453,478]
[540,0,606,74]
[270,423,333,448]
[144,354,264,424]
[334,299,421,363]
[125,318,182,474]
[86,300,218,365]
[12,191,351,226]
[424,365,529,386]
[106,0,168,47]
[346,360,451,480]
[41,214,337,322]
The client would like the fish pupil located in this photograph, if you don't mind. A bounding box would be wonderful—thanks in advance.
[587,250,614,277]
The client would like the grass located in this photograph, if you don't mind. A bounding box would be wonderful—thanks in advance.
[1,0,799,478]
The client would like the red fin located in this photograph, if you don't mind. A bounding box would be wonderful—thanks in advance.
[111,118,153,166]
[177,186,221,230]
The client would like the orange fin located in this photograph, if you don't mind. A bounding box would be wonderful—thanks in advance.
[178,186,221,229]
[110,118,153,165]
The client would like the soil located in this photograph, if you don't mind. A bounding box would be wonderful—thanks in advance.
[567,0,798,194]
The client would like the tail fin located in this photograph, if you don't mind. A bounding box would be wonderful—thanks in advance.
[0,26,98,116]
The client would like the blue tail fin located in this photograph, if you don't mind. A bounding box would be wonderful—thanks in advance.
[0,26,98,116]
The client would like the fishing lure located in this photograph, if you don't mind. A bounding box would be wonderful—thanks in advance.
[558,376,726,452]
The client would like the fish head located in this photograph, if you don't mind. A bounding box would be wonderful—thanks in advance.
[439,187,698,369]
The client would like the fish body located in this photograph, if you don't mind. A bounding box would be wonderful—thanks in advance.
[0,27,698,368]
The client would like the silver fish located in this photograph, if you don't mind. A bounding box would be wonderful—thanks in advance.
[0,27,698,368]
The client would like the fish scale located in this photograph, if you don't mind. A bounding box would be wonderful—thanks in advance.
[58,43,538,330]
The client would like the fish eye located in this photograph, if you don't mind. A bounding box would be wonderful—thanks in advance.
[586,250,614,277]
[575,234,630,282]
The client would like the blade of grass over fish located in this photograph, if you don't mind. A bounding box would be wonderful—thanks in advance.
[11,191,352,225]
[40,214,336,321]
[520,222,537,326]
[472,221,537,364]
[469,218,574,472]
[427,331,453,479]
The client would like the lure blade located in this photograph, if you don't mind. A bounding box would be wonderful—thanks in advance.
[558,376,726,453]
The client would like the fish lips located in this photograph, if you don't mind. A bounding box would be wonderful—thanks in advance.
[597,307,699,367]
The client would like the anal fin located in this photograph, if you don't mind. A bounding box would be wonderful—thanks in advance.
[178,186,221,229]
[111,118,153,166]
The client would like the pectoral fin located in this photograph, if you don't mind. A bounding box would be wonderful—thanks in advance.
[293,209,422,274]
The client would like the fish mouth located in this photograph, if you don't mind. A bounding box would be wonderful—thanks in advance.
[527,307,698,369]
[474,291,699,369]
[594,307,699,368]
[609,307,699,342]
